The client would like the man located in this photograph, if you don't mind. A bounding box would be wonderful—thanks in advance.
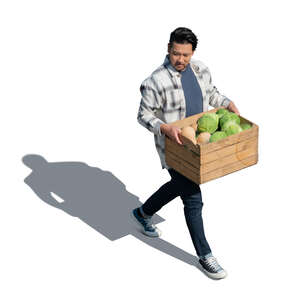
[132,27,239,280]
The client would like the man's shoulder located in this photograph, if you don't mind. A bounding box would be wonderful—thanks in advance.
[141,63,168,88]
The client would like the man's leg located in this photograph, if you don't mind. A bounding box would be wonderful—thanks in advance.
[167,169,211,257]
[180,189,212,258]
[135,168,227,278]
[168,169,227,279]
[140,175,180,217]
[139,168,211,255]
[132,169,181,237]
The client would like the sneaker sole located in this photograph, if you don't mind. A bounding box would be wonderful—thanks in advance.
[200,267,228,280]
[130,210,161,238]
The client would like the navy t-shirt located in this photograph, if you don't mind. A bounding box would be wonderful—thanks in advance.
[180,63,203,117]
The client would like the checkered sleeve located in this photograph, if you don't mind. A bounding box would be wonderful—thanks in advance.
[137,79,165,136]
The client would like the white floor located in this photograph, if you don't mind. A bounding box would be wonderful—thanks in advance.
[2,1,290,299]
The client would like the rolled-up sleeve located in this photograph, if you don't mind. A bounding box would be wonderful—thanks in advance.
[137,79,165,136]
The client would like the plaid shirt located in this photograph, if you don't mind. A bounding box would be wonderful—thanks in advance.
[137,55,231,169]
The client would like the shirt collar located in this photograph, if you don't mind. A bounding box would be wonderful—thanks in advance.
[163,55,179,77]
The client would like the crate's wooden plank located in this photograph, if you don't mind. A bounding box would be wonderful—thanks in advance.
[165,135,200,156]
[179,135,200,155]
[165,154,201,185]
[169,115,197,129]
[200,142,258,174]
[166,148,200,172]
[200,154,258,184]
[166,135,200,156]
[166,134,258,166]
[166,151,258,185]
[166,151,200,177]
[201,136,258,164]
[166,134,258,169]
[165,137,200,167]
[200,125,259,155]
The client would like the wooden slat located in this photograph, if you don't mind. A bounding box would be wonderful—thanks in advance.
[166,133,258,166]
[165,137,200,167]
[166,152,259,185]
[166,142,258,182]
[166,151,200,177]
[200,125,259,155]
[200,154,258,184]
[200,136,258,164]
[200,141,258,173]
[165,135,200,156]
[179,135,200,155]
[165,153,201,184]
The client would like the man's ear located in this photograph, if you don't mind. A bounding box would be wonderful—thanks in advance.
[167,43,171,53]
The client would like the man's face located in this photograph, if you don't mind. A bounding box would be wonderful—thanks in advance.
[168,42,194,72]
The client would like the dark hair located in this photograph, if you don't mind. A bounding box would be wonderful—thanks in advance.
[169,27,198,51]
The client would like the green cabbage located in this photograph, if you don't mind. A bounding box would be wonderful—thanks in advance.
[209,131,227,143]
[197,113,219,134]
[222,120,237,132]
[225,123,243,136]
[216,108,229,120]
[220,112,240,129]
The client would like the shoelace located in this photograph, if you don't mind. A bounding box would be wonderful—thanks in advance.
[204,257,222,272]
[144,218,154,227]
[142,217,157,231]
[135,211,157,232]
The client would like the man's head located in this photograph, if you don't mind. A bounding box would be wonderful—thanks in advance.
[167,27,198,72]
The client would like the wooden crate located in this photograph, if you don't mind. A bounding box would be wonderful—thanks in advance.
[165,107,259,184]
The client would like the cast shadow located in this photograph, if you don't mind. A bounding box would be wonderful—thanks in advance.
[22,154,201,271]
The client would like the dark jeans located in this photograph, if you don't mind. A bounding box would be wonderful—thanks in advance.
[141,168,211,257]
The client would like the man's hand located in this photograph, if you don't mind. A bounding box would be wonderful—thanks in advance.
[227,101,240,115]
[160,124,183,145]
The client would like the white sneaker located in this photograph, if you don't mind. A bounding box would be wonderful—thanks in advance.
[199,255,227,279]
[131,208,161,237]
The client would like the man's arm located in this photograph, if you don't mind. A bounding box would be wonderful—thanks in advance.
[137,79,165,136]
[137,79,183,144]
[227,101,240,115]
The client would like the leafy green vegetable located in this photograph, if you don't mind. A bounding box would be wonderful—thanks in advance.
[220,112,240,129]
[197,113,219,134]
[224,123,243,136]
[216,108,229,120]
[209,131,227,142]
